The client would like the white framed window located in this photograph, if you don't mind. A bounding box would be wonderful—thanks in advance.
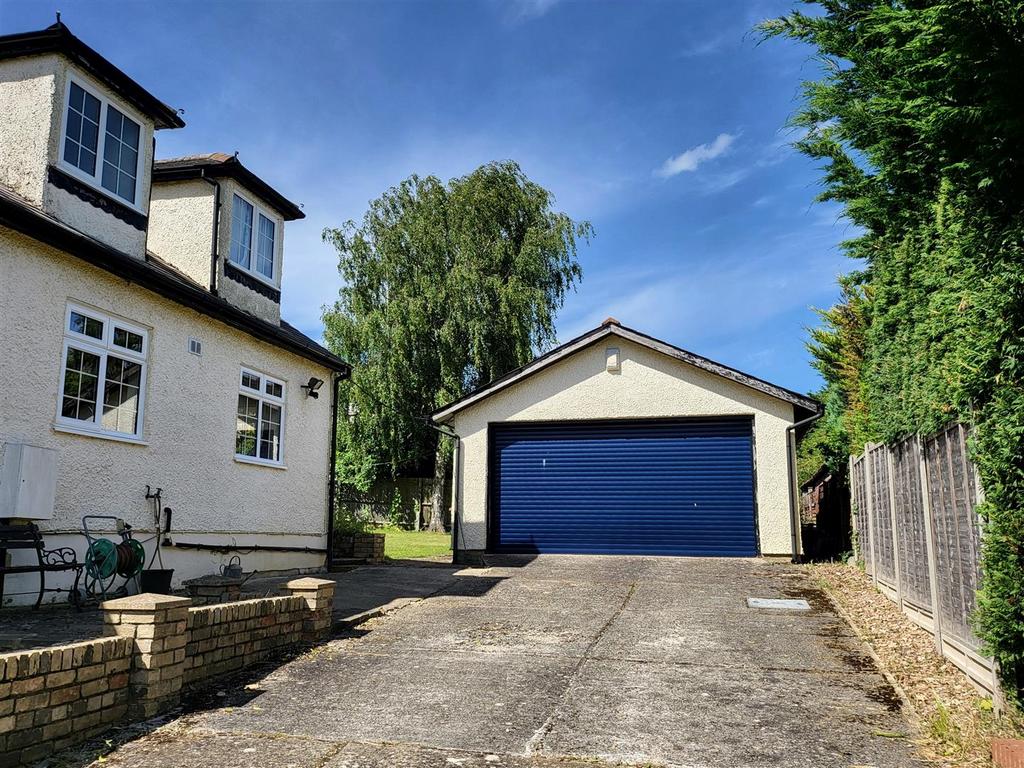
[229,192,277,282]
[235,368,285,466]
[59,77,144,209]
[56,304,148,442]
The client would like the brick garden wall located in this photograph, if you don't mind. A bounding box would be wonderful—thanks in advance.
[0,577,334,767]
[332,532,385,563]
[0,636,132,765]
[184,596,308,687]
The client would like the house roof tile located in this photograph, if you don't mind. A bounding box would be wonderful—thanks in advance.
[153,154,304,220]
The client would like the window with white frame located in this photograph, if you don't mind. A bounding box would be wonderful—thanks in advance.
[229,193,276,281]
[57,305,148,440]
[235,368,285,464]
[60,79,142,206]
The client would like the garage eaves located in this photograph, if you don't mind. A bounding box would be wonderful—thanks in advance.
[431,318,821,423]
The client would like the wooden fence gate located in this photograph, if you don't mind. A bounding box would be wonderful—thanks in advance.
[849,423,998,697]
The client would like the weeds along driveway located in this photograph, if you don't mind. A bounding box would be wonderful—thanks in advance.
[91,557,926,768]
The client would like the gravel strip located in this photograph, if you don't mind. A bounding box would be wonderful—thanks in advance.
[812,563,1022,766]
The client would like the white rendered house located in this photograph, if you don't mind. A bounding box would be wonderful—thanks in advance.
[0,22,349,604]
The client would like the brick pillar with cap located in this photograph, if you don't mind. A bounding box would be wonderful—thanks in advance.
[101,593,191,718]
[285,578,336,643]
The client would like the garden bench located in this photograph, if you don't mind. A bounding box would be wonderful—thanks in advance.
[0,522,82,608]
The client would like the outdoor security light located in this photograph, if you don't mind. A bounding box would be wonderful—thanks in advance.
[301,377,325,399]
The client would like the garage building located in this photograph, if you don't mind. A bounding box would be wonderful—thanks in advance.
[432,319,821,562]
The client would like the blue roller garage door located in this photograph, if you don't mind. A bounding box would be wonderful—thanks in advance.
[489,419,757,556]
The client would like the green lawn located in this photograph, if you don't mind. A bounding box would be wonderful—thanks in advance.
[371,527,452,560]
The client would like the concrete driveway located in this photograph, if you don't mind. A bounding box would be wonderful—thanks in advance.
[94,557,924,768]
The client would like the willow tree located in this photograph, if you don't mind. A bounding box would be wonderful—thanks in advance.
[323,161,590,530]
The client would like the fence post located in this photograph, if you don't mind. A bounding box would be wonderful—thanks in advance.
[863,444,878,586]
[885,445,904,610]
[917,434,944,655]
[848,454,858,562]
[960,425,1003,705]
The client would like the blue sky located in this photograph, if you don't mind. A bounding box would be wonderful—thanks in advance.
[3,0,852,395]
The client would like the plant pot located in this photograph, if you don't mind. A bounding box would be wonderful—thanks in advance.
[139,569,174,595]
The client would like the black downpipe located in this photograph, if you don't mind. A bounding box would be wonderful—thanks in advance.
[325,374,342,570]
[200,171,222,293]
[787,410,824,563]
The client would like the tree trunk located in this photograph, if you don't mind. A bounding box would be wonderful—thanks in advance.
[428,437,449,532]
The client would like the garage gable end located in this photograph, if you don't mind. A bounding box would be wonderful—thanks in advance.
[432,319,820,423]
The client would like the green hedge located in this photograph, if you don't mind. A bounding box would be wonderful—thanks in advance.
[764,1,1024,700]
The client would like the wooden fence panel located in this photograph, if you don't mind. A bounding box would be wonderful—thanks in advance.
[849,423,997,698]
[891,437,932,611]
[868,444,897,588]
[924,424,983,650]
[850,454,871,574]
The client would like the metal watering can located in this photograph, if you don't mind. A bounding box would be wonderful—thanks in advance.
[220,555,243,579]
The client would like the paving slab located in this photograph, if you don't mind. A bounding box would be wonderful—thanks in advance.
[476,554,649,585]
[324,741,630,767]
[202,645,579,754]
[0,604,104,652]
[443,571,631,608]
[92,727,340,768]
[591,608,870,671]
[536,658,921,768]
[349,603,603,658]
[326,564,466,621]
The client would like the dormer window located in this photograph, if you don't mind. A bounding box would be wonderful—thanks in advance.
[62,83,100,176]
[229,192,276,282]
[60,78,142,207]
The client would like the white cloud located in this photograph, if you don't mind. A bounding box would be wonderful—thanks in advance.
[676,34,729,58]
[654,133,737,178]
[502,0,561,23]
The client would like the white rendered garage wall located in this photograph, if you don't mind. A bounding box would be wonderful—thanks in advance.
[446,338,797,556]
[0,231,334,604]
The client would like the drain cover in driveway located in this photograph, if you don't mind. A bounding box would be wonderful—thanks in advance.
[746,597,811,610]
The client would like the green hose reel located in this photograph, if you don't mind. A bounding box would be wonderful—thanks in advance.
[84,538,117,579]
[81,516,147,601]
